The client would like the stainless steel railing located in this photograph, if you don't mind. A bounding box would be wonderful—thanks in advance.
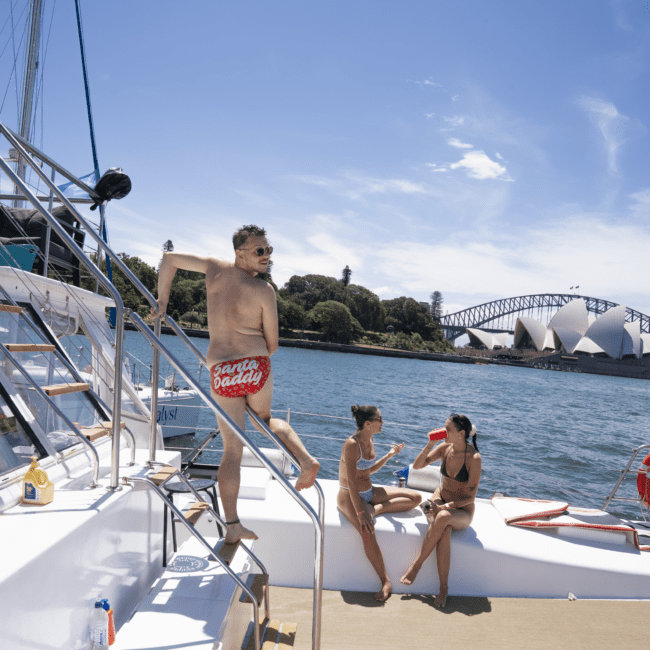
[128,309,324,650]
[602,444,650,520]
[124,473,263,650]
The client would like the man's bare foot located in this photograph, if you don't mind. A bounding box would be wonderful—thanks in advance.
[375,578,392,602]
[295,458,320,490]
[399,562,421,585]
[433,584,448,608]
[224,521,258,544]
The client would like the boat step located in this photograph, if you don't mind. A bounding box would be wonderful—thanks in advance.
[184,500,210,525]
[243,619,297,650]
[150,465,178,485]
[215,538,241,565]
[238,572,269,605]
[81,421,126,441]
[41,382,90,396]
[5,343,55,352]
[111,535,252,650]
[0,304,23,313]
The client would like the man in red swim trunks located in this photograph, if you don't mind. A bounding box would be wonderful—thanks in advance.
[154,225,320,543]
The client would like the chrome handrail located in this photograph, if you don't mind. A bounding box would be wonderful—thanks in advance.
[124,474,262,650]
[602,444,650,514]
[127,309,323,650]
[0,122,162,474]
[0,133,126,489]
[149,465,268,575]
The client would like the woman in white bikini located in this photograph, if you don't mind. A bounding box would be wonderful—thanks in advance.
[337,404,422,601]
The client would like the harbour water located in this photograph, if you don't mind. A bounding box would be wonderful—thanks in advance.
[110,332,649,519]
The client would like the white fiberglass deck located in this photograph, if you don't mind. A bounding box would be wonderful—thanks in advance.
[192,470,650,600]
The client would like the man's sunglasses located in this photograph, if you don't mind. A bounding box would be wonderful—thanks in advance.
[240,246,273,257]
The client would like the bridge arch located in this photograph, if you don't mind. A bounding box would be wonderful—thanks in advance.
[439,294,650,341]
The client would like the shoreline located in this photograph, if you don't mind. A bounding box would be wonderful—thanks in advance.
[123,321,650,380]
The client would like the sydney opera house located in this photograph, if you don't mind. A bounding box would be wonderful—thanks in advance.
[468,298,650,360]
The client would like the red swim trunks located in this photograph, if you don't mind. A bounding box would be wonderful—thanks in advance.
[210,356,271,398]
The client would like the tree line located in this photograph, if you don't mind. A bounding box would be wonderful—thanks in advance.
[89,246,453,352]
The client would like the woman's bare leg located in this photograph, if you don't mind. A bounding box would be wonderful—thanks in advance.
[371,486,422,516]
[399,508,472,585]
[337,490,392,602]
[434,527,451,607]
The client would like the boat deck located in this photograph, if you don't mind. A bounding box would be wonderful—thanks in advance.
[271,586,650,650]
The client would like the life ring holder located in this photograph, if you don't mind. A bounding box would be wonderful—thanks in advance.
[637,453,650,507]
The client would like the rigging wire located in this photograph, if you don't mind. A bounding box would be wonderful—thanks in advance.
[0,1,29,116]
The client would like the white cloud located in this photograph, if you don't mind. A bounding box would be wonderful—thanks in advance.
[417,79,442,87]
[448,138,473,149]
[295,172,428,200]
[628,189,650,220]
[449,150,511,181]
[577,96,645,173]
[370,214,650,315]
[451,94,460,102]
[424,112,436,119]
[442,115,464,129]
[495,153,503,160]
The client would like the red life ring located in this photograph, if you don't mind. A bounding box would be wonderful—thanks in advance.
[637,453,650,507]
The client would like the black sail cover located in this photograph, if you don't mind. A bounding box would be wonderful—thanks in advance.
[90,167,132,210]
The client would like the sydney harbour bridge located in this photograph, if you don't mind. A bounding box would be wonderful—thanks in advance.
[439,294,650,342]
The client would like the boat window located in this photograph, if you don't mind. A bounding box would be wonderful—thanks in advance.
[0,394,42,475]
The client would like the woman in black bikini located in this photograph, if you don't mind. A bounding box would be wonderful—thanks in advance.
[399,413,481,608]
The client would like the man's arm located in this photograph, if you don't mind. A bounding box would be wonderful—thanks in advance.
[261,284,279,355]
[153,252,211,317]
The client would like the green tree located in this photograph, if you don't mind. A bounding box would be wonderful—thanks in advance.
[346,284,385,331]
[430,291,444,321]
[180,311,205,328]
[307,301,364,344]
[341,265,352,287]
[382,296,442,341]
[277,295,306,329]
[279,274,345,311]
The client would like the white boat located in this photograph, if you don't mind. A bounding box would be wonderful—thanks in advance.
[137,382,203,439]
[1,137,650,650]
[0,6,649,650]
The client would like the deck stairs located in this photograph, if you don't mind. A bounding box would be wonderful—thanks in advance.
[115,465,296,650]
[0,297,133,456]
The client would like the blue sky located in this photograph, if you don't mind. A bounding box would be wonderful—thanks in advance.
[2,0,650,318]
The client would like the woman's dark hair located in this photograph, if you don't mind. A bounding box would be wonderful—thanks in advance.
[450,413,479,451]
[351,404,379,430]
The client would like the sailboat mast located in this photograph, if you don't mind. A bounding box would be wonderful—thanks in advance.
[14,0,43,204]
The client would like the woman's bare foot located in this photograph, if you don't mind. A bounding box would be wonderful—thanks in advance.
[399,562,421,585]
[224,521,258,544]
[433,584,448,608]
[295,457,321,490]
[375,578,392,602]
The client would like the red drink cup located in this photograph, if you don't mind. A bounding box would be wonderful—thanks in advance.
[428,427,447,441]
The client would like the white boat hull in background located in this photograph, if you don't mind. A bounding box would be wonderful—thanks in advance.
[139,387,202,438]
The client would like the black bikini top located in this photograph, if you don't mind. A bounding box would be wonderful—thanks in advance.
[440,441,470,483]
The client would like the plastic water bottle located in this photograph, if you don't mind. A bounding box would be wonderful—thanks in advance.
[89,598,109,649]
